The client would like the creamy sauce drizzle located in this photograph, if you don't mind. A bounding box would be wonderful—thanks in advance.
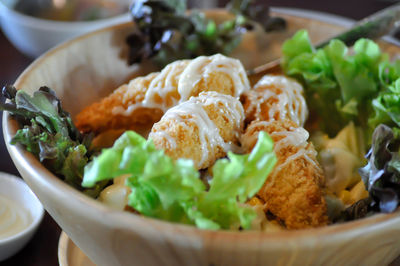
[252,75,308,126]
[246,121,317,176]
[112,54,250,116]
[0,195,31,239]
[151,92,244,166]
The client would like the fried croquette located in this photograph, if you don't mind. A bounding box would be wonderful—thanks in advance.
[75,54,250,134]
[149,91,244,170]
[75,73,163,134]
[241,75,308,127]
[242,120,328,229]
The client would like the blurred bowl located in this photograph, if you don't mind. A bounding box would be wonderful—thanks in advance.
[0,0,130,58]
[0,172,44,261]
[4,9,400,266]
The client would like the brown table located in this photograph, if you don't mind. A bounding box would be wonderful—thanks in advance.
[0,1,399,265]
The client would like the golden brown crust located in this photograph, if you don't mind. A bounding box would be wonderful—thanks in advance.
[241,84,282,124]
[76,61,328,229]
[75,56,247,135]
[191,71,236,97]
[241,75,307,127]
[75,73,162,134]
[242,120,328,229]
[150,91,244,170]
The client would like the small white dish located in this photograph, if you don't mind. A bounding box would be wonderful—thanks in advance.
[0,1,131,58]
[0,172,44,261]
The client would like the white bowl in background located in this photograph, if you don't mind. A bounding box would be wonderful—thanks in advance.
[0,1,131,58]
[0,172,44,261]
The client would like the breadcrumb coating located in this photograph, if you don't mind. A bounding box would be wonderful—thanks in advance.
[75,54,250,134]
[241,75,308,127]
[76,58,328,229]
[242,120,328,229]
[75,72,162,134]
[149,91,244,170]
[241,74,327,229]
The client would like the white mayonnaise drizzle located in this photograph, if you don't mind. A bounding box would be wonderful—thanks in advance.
[0,195,31,239]
[252,75,308,127]
[112,54,250,116]
[271,127,309,151]
[245,121,317,176]
[178,54,250,100]
[150,92,244,166]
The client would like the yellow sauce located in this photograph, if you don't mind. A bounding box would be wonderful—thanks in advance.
[0,195,31,239]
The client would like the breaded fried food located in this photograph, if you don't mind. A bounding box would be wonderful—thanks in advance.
[75,54,250,134]
[75,73,163,134]
[149,91,244,170]
[241,75,308,127]
[242,120,328,229]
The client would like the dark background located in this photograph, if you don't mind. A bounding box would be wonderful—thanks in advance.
[0,1,399,265]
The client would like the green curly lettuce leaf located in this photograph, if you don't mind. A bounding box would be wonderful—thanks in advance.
[359,124,400,213]
[83,131,276,230]
[282,30,400,138]
[127,0,286,67]
[0,85,104,197]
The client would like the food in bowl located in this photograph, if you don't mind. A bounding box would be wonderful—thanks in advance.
[125,0,286,67]
[4,8,400,264]
[2,0,400,235]
[282,30,400,217]
[3,25,400,233]
[75,54,327,229]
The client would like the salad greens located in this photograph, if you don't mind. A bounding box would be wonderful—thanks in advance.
[5,26,400,229]
[282,29,400,217]
[337,197,373,222]
[83,131,276,230]
[127,0,285,67]
[359,125,400,213]
[282,30,400,138]
[0,86,107,197]
[2,85,277,229]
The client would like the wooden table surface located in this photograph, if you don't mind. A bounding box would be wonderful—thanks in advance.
[0,1,400,265]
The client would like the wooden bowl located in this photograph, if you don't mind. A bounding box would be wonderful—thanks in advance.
[4,9,400,266]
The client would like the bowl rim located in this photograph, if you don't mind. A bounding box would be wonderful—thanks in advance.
[0,172,44,244]
[4,8,400,244]
[0,0,131,29]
